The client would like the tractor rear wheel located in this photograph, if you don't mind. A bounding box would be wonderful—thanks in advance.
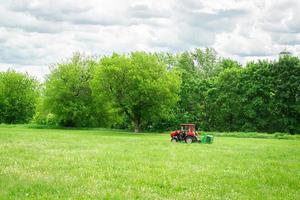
[171,138,178,143]
[185,136,193,144]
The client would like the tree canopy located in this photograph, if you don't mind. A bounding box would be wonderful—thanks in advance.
[0,70,39,123]
[2,49,300,134]
[92,52,181,132]
[40,53,110,127]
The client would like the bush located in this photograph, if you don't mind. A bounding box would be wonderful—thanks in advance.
[274,132,289,139]
[0,70,39,123]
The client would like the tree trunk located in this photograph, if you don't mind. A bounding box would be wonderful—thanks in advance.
[133,119,141,133]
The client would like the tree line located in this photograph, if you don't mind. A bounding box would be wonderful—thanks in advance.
[0,48,299,134]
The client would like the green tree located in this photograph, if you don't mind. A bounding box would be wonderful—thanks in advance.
[238,60,274,132]
[192,48,220,78]
[92,52,181,132]
[174,48,222,130]
[270,55,300,134]
[0,70,39,123]
[204,67,244,131]
[175,51,202,126]
[42,53,110,127]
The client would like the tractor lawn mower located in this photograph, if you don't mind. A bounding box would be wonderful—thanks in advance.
[170,124,214,144]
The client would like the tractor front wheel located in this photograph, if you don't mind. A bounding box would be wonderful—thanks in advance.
[185,136,193,144]
[171,138,178,143]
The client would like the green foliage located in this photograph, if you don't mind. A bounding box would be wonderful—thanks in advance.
[172,49,242,131]
[192,48,220,78]
[269,56,300,134]
[92,52,181,132]
[168,51,300,134]
[204,67,244,131]
[0,70,39,123]
[41,53,111,127]
[202,56,300,134]
[3,48,299,134]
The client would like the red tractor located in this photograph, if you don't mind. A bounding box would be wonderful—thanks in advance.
[170,124,200,144]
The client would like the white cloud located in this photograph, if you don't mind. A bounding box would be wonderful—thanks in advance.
[0,63,49,81]
[0,0,299,80]
[215,26,278,57]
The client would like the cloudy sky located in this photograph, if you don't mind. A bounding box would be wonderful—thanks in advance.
[0,0,299,80]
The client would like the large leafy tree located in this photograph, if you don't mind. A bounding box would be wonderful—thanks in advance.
[204,67,244,131]
[174,48,222,129]
[270,55,300,134]
[0,70,39,123]
[175,51,202,125]
[237,60,275,132]
[92,52,180,132]
[43,53,110,127]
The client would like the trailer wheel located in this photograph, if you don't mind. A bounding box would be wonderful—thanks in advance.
[185,136,193,144]
[171,138,178,143]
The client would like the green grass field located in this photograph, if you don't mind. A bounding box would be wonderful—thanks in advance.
[0,127,299,200]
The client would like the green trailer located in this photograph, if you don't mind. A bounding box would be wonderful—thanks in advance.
[201,134,214,144]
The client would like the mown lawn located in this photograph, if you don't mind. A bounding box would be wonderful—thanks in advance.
[0,127,299,200]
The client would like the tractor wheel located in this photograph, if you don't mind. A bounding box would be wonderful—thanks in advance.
[171,138,178,143]
[185,136,193,144]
